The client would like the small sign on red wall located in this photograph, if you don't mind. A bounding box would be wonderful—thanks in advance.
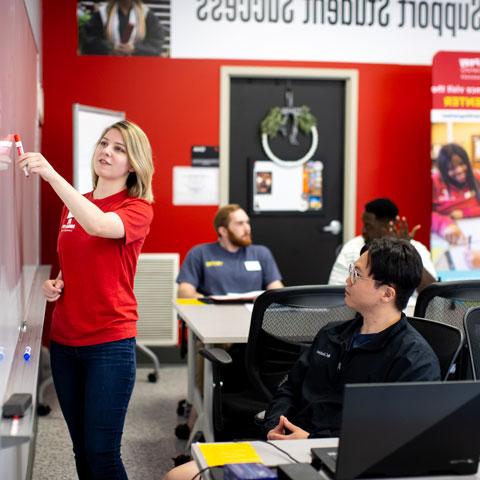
[432,52,480,110]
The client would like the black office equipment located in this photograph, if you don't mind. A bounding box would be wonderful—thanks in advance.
[407,316,463,380]
[313,381,480,479]
[2,393,33,418]
[277,463,321,480]
[201,285,354,440]
[414,280,480,379]
[464,307,480,379]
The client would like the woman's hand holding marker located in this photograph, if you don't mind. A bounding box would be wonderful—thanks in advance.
[17,151,59,183]
[14,134,29,177]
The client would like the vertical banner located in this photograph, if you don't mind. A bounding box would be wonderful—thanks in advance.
[431,52,480,280]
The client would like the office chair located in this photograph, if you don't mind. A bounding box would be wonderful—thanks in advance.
[201,285,354,441]
[414,280,480,378]
[463,307,480,380]
[407,316,464,381]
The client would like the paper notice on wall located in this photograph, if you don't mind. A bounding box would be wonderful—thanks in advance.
[173,166,219,205]
[252,160,323,213]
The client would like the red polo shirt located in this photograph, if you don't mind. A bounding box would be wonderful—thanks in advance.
[51,189,153,346]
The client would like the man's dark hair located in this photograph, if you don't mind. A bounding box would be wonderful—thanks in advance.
[360,237,422,311]
[365,198,399,221]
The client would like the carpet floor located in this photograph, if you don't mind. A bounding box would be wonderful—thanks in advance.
[32,366,188,479]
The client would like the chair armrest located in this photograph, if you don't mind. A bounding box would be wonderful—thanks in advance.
[199,347,232,365]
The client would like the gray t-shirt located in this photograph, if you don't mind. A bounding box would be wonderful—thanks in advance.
[176,242,282,296]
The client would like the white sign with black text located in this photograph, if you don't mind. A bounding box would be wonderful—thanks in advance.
[172,1,480,65]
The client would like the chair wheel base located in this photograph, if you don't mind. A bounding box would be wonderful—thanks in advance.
[192,431,205,443]
[176,399,191,416]
[37,404,51,416]
[175,423,190,439]
[172,453,192,467]
[147,372,157,383]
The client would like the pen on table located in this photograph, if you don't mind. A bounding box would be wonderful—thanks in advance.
[14,134,29,177]
[23,346,32,361]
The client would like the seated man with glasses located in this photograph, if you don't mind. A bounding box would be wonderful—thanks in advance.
[264,236,440,441]
[163,238,440,480]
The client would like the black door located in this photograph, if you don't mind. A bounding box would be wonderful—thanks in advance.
[228,77,345,285]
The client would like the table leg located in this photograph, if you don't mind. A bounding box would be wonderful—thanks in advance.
[202,342,215,442]
[187,327,195,405]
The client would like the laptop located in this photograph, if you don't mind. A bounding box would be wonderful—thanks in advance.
[313,381,480,479]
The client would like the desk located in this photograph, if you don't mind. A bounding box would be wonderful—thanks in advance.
[192,439,480,480]
[192,439,336,480]
[173,301,253,442]
[192,438,337,472]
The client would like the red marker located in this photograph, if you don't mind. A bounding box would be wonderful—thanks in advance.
[11,416,19,435]
[14,134,29,177]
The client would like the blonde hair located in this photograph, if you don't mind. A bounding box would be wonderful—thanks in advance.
[105,0,146,43]
[92,120,154,202]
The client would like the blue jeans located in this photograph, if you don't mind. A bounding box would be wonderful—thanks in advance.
[50,338,136,480]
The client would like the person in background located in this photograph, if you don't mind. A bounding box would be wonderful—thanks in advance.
[165,238,441,480]
[432,143,480,244]
[329,198,436,295]
[18,120,154,479]
[177,204,283,298]
[175,204,283,446]
[81,0,164,56]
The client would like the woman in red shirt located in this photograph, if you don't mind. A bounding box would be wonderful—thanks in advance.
[17,120,154,479]
[432,143,480,244]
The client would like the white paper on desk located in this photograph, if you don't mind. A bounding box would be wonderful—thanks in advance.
[209,290,264,302]
[173,166,219,205]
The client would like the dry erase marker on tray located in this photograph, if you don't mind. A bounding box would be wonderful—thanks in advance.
[14,134,29,177]
[11,416,19,435]
[23,346,31,361]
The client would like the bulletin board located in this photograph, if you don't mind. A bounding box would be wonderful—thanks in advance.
[73,104,125,193]
[251,159,323,214]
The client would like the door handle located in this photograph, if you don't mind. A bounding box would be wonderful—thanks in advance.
[323,220,342,235]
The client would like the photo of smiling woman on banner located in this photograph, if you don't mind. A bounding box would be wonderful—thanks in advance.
[431,140,480,275]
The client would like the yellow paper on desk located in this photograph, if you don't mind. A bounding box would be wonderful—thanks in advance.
[176,298,204,305]
[198,442,263,466]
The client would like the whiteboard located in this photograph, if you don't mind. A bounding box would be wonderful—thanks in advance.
[73,104,125,193]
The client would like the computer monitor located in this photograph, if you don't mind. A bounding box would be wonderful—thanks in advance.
[316,381,480,479]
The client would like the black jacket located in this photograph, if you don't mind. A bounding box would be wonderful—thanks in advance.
[263,314,441,438]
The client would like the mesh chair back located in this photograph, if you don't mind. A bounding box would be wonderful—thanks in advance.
[414,281,480,379]
[246,285,355,402]
[414,281,480,331]
[464,307,480,380]
[407,316,464,380]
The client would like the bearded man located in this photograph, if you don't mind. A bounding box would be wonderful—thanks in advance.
[177,204,283,298]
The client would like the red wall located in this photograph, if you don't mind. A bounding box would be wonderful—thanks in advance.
[41,1,432,271]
